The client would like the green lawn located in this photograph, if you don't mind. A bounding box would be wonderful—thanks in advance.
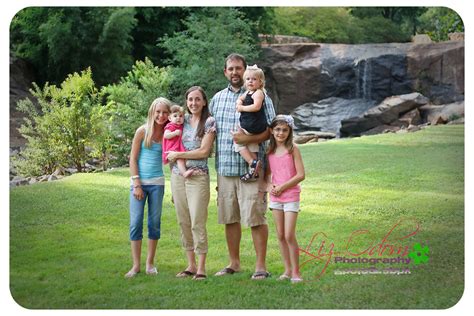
[10,125,464,309]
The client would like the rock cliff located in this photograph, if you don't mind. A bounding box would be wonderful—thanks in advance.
[259,41,464,114]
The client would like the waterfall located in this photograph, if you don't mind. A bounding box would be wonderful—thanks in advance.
[355,59,372,100]
[362,59,372,100]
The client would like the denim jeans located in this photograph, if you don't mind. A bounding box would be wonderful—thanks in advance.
[129,185,164,241]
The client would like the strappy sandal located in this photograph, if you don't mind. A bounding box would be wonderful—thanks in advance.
[240,172,255,182]
[240,159,260,182]
[250,159,261,178]
[251,271,271,280]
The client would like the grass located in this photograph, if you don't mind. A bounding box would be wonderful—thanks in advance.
[10,125,464,309]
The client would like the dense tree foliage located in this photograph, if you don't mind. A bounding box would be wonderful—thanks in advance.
[160,7,259,99]
[350,7,429,39]
[11,7,463,88]
[10,7,138,86]
[130,7,190,66]
[272,7,462,44]
[10,7,272,87]
[272,7,412,43]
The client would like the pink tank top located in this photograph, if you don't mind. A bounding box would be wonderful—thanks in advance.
[268,150,301,203]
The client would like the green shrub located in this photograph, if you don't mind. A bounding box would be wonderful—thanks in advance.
[101,58,173,165]
[418,7,464,42]
[13,68,102,176]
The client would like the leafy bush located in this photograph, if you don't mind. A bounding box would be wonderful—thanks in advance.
[353,16,411,43]
[13,68,101,176]
[418,7,464,42]
[101,58,173,165]
[13,61,173,176]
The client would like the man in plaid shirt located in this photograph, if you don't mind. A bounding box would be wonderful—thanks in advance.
[210,53,276,280]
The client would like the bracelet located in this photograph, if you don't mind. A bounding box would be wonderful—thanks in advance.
[131,175,140,180]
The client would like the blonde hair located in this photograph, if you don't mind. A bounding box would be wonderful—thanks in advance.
[243,66,266,92]
[144,97,172,148]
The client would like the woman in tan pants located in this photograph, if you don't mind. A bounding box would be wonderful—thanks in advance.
[166,86,215,280]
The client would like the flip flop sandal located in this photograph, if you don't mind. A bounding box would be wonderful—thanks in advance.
[277,274,291,281]
[193,274,207,280]
[146,267,158,275]
[124,270,140,278]
[291,277,303,283]
[215,267,238,276]
[176,270,196,278]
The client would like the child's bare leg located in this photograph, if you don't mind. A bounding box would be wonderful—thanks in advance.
[239,147,257,164]
[284,212,302,280]
[272,210,291,277]
[178,159,194,178]
[178,159,194,177]
[239,147,260,182]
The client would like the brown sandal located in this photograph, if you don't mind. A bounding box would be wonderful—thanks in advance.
[176,270,195,278]
[193,274,207,280]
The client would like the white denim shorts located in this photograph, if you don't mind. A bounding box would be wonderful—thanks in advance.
[269,201,300,212]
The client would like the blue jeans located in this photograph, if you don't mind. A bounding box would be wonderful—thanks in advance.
[129,185,164,241]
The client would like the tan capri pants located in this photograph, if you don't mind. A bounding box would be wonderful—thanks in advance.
[171,173,210,254]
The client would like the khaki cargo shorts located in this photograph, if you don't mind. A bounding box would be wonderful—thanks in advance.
[217,175,267,227]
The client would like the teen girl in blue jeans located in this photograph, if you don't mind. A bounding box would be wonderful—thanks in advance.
[125,97,171,278]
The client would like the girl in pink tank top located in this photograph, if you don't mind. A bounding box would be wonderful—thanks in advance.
[266,115,305,283]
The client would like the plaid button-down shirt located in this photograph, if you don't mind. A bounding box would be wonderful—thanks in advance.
[210,84,276,176]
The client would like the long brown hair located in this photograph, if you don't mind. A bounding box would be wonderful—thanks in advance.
[267,115,295,155]
[184,86,210,139]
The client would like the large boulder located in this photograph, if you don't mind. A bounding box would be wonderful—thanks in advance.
[291,97,377,135]
[419,101,465,125]
[407,42,464,105]
[259,41,464,113]
[340,92,429,137]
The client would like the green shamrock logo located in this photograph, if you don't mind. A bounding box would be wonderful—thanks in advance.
[408,243,429,265]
